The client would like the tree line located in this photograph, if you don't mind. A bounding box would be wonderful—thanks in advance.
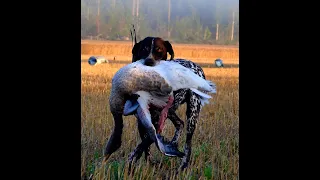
[81,0,239,45]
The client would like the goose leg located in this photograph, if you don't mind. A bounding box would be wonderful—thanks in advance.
[128,107,186,164]
[128,108,161,165]
[137,118,152,161]
[128,119,154,173]
[136,99,184,158]
[128,90,187,162]
[142,108,161,161]
[128,117,154,163]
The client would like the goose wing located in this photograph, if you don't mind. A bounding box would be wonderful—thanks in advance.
[153,61,216,93]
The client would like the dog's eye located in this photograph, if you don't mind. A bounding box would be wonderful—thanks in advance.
[155,47,161,52]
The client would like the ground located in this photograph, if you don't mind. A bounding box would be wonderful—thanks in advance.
[81,40,239,180]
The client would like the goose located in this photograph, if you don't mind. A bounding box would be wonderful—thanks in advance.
[103,59,216,163]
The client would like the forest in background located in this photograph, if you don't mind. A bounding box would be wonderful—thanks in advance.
[81,0,239,45]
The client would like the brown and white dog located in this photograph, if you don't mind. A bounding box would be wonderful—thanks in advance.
[132,36,174,65]
[127,36,209,171]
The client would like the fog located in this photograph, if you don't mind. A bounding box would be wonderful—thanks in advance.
[81,0,239,45]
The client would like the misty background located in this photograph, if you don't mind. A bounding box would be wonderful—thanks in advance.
[81,0,239,45]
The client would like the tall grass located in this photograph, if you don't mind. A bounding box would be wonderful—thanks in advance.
[81,58,239,180]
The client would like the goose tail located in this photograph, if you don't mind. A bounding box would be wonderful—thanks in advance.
[190,88,212,106]
[190,80,217,106]
[205,80,217,94]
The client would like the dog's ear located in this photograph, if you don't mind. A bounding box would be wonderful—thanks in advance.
[164,41,174,60]
[131,42,141,62]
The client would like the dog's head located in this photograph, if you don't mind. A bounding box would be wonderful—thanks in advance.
[132,37,174,63]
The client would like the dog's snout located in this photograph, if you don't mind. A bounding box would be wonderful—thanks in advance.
[147,51,153,59]
[145,58,156,66]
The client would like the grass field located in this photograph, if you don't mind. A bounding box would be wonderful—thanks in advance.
[81,40,239,64]
[81,41,239,180]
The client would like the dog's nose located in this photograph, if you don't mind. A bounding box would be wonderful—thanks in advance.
[145,58,156,66]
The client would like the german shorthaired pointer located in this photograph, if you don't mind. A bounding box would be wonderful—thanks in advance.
[129,36,209,170]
